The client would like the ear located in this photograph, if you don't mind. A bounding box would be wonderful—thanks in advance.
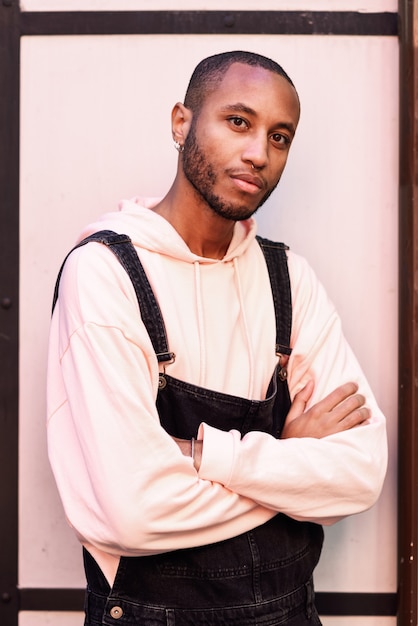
[171,102,193,148]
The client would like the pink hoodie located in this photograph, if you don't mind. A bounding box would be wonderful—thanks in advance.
[47,198,387,585]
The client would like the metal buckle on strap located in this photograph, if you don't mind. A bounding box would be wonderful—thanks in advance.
[156,351,176,364]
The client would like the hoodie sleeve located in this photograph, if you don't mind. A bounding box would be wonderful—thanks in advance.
[197,252,387,525]
[47,243,277,558]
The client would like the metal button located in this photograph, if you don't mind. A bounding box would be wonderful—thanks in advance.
[158,374,167,389]
[109,605,124,619]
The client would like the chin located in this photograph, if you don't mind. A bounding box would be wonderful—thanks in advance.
[212,204,258,222]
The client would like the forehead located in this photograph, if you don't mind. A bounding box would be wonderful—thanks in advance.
[201,62,300,124]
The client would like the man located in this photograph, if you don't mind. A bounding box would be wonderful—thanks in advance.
[47,51,387,625]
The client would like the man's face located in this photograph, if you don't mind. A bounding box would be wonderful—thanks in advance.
[181,62,300,222]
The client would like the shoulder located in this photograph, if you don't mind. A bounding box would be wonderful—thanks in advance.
[286,249,337,319]
[61,237,131,286]
[57,237,140,321]
[283,248,320,287]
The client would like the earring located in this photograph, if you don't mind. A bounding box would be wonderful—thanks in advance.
[174,140,184,153]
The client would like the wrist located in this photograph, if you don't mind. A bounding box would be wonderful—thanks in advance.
[192,439,203,471]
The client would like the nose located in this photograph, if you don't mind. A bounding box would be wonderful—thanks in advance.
[242,132,269,169]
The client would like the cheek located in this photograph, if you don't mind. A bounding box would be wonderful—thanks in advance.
[200,133,224,161]
[272,151,290,175]
[198,124,235,159]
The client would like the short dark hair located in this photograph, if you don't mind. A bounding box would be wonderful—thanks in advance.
[184,50,296,115]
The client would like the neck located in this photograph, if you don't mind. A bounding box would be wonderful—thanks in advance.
[153,176,236,260]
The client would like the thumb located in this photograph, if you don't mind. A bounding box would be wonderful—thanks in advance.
[286,380,314,421]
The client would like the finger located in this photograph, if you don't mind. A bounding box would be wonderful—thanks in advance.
[310,382,359,416]
[340,406,371,430]
[294,380,315,403]
[331,393,366,423]
[286,381,314,421]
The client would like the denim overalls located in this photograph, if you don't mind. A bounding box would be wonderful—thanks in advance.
[54,232,324,626]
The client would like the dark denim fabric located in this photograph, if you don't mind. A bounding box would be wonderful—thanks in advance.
[84,504,323,625]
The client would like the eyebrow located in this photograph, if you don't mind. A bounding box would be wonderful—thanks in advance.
[220,103,257,116]
[219,102,296,136]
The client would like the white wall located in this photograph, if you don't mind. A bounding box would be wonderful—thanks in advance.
[18,2,398,624]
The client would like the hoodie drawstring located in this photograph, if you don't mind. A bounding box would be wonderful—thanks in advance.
[233,257,255,397]
[194,261,207,387]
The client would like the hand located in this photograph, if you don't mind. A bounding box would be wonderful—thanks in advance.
[281,381,370,439]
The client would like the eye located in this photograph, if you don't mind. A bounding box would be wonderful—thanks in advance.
[228,116,249,130]
[271,132,290,147]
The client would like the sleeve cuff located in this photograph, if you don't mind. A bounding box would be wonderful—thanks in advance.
[197,422,239,486]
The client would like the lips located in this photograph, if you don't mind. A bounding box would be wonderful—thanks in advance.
[230,171,265,194]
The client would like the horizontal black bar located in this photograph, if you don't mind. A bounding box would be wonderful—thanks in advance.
[19,589,84,612]
[18,588,397,616]
[316,591,397,616]
[19,11,398,37]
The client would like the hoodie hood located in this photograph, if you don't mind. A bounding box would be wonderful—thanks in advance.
[79,197,258,264]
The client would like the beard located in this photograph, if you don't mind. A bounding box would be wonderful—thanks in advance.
[182,123,277,221]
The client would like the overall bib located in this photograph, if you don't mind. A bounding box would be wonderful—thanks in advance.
[54,232,324,626]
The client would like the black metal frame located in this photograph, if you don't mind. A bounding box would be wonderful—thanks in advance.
[0,5,400,625]
[397,1,418,624]
[0,3,20,626]
[19,10,398,35]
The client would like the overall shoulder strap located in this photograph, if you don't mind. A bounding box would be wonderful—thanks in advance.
[256,235,292,378]
[52,230,174,364]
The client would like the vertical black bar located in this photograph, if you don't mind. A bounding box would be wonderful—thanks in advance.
[398,0,418,624]
[0,2,20,626]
